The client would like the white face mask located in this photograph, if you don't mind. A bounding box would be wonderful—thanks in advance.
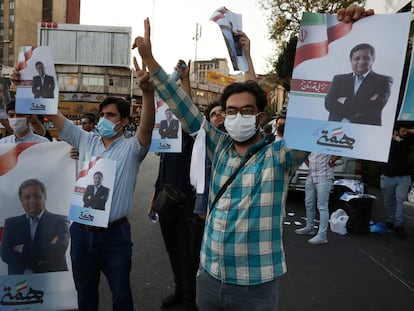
[8,117,28,134]
[224,113,258,142]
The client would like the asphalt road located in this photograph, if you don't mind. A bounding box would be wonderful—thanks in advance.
[96,152,414,311]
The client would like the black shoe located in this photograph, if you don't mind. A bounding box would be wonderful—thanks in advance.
[395,225,406,239]
[184,301,198,311]
[160,294,183,309]
[386,222,394,231]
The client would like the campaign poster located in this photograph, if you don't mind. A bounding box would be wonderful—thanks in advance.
[69,157,116,227]
[285,13,411,162]
[15,46,59,115]
[150,97,182,153]
[398,26,414,121]
[0,142,77,310]
[210,6,249,72]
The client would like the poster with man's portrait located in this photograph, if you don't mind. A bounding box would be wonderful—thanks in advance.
[69,157,116,227]
[150,97,182,153]
[210,7,248,72]
[15,46,59,115]
[0,142,77,310]
[284,13,411,162]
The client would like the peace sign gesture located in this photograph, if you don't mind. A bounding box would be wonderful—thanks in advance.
[133,56,153,93]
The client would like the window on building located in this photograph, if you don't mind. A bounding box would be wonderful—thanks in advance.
[58,73,79,86]
[109,77,130,88]
[10,1,15,10]
[42,0,53,21]
[82,74,104,86]
[9,15,14,23]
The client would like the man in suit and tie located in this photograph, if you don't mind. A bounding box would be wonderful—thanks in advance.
[0,179,70,274]
[83,171,110,210]
[325,43,393,126]
[32,61,55,98]
[159,108,179,138]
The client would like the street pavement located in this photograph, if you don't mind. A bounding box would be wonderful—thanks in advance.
[97,152,414,310]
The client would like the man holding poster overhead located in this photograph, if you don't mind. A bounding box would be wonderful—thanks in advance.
[325,43,393,126]
[12,58,156,309]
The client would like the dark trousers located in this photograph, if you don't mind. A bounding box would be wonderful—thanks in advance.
[70,221,133,311]
[159,194,197,303]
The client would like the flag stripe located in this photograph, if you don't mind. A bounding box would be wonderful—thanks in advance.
[294,41,329,68]
[0,143,37,176]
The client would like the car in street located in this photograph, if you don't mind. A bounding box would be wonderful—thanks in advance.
[288,157,362,192]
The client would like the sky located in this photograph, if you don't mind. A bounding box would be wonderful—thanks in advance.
[80,0,274,75]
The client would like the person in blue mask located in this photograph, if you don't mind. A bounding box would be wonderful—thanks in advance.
[12,58,155,310]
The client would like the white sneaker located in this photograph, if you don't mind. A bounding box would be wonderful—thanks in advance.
[295,227,315,235]
[308,235,328,245]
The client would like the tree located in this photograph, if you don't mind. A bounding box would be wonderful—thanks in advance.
[259,0,366,51]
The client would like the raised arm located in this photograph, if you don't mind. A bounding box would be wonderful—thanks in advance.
[237,31,256,81]
[134,56,155,146]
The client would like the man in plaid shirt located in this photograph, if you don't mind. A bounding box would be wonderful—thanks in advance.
[134,4,373,310]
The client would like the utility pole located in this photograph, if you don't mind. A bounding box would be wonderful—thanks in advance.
[193,23,202,83]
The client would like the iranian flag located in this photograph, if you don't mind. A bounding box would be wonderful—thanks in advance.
[294,13,353,68]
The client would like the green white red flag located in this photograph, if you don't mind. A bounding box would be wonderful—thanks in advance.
[294,13,353,68]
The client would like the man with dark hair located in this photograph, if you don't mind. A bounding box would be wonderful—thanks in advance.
[83,171,110,210]
[134,6,370,308]
[159,108,179,138]
[0,100,49,143]
[81,113,97,133]
[325,43,393,126]
[41,73,155,309]
[1,179,69,274]
[274,115,286,141]
[32,61,55,98]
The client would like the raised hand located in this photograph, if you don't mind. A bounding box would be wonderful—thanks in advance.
[337,5,374,23]
[133,56,153,93]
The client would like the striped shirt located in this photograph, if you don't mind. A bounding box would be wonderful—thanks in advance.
[59,120,149,222]
[151,68,308,285]
[307,152,334,183]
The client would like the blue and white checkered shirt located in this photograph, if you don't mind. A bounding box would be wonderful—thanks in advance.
[59,120,149,222]
[151,67,308,285]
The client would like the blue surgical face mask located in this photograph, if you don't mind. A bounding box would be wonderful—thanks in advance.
[97,117,120,138]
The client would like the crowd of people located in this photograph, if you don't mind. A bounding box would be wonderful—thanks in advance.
[1,4,411,311]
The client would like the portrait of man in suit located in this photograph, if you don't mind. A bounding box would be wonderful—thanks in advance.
[0,179,70,274]
[159,108,179,139]
[83,171,110,210]
[32,61,55,98]
[324,43,393,126]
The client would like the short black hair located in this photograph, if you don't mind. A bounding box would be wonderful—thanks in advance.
[6,99,15,112]
[350,43,375,60]
[18,179,47,200]
[204,101,221,122]
[82,113,96,124]
[94,171,103,178]
[220,80,267,112]
[99,96,131,119]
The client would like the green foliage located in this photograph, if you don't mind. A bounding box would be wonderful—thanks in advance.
[274,36,297,91]
[259,0,365,49]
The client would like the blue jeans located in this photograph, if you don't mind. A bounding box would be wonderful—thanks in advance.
[70,221,133,311]
[196,269,279,311]
[304,178,333,238]
[380,175,411,226]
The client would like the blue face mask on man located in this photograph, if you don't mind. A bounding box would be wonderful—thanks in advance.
[97,117,120,138]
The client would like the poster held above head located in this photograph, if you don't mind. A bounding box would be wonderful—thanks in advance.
[284,12,411,162]
[15,46,59,115]
[210,6,248,72]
